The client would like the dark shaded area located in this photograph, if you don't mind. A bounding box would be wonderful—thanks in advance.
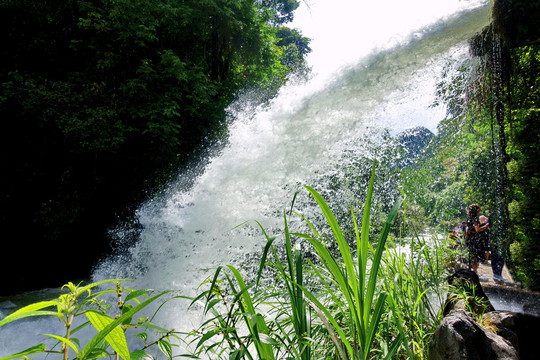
[492,0,540,47]
[0,0,310,294]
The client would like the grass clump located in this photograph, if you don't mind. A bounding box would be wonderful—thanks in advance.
[186,163,447,359]
[1,164,449,359]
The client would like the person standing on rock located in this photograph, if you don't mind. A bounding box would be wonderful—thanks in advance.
[465,204,490,272]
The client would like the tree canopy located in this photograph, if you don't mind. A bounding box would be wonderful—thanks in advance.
[0,0,310,294]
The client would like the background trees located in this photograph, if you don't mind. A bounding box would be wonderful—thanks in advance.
[0,0,310,293]
[506,46,540,289]
[401,0,540,290]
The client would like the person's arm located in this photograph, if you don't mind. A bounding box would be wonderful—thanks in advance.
[474,222,489,232]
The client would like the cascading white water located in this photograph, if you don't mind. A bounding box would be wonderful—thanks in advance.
[0,0,489,356]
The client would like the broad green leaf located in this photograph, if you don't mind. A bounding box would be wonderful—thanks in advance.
[0,310,61,328]
[86,311,130,360]
[84,338,109,360]
[3,300,57,318]
[158,339,172,359]
[134,332,148,342]
[80,291,169,359]
[121,303,134,325]
[259,333,280,346]
[131,350,154,360]
[125,289,152,303]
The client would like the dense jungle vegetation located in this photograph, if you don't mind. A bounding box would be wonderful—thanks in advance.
[400,0,540,290]
[0,0,310,294]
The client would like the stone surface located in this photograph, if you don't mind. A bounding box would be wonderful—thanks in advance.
[431,269,540,360]
[429,309,518,360]
[483,311,540,360]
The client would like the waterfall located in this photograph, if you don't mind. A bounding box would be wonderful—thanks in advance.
[0,0,489,357]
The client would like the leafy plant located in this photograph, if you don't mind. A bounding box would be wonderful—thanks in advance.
[0,279,174,360]
[446,283,492,323]
[292,162,404,360]
[187,162,410,359]
[380,232,448,359]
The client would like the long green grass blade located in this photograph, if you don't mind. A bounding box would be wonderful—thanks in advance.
[203,266,223,315]
[364,196,402,322]
[298,283,354,358]
[384,334,404,360]
[302,234,356,310]
[304,186,358,292]
[364,293,387,354]
[283,212,296,297]
[355,160,377,342]
[0,344,46,360]
[306,299,348,360]
[360,161,376,283]
[253,220,276,290]
[226,265,275,360]
[386,295,414,360]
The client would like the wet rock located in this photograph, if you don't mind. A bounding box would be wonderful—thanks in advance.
[483,311,540,360]
[429,309,518,360]
[442,269,495,317]
[431,270,540,360]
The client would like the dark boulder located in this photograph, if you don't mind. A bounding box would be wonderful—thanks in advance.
[431,270,540,360]
[429,309,518,360]
[483,311,540,360]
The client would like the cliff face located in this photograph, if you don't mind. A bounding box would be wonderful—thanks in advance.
[393,126,434,168]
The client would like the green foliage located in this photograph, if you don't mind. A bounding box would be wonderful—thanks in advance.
[297,172,404,360]
[400,115,497,231]
[0,0,311,293]
[0,279,174,360]
[381,234,446,359]
[498,45,540,289]
[409,18,540,289]
[186,164,449,359]
[1,168,451,359]
[491,0,540,47]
